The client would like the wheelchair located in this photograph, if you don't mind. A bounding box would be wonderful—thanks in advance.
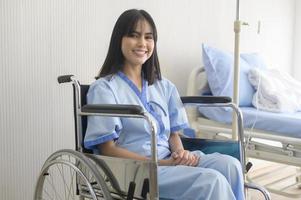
[34,75,271,200]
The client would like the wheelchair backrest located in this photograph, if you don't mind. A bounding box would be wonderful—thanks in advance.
[72,84,93,153]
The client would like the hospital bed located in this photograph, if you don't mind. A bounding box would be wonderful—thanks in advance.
[186,66,301,198]
[33,75,270,200]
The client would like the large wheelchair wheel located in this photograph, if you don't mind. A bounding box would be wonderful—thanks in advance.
[34,149,113,200]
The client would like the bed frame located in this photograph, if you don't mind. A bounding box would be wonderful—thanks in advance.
[186,67,301,198]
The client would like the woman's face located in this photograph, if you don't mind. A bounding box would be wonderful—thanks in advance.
[121,19,154,69]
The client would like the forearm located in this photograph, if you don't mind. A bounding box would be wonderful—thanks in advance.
[168,132,185,153]
[99,141,175,166]
[99,141,148,161]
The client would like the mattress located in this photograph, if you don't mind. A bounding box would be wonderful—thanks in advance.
[198,106,301,138]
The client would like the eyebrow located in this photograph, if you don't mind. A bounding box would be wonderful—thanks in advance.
[131,31,153,35]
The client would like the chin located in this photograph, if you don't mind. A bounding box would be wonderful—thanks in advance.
[134,59,148,66]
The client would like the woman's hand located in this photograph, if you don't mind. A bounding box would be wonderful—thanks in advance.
[159,150,200,166]
[171,150,200,166]
[166,132,200,167]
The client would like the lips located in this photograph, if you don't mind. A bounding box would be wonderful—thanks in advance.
[132,49,148,57]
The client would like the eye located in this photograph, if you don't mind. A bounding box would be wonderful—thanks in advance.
[129,33,139,38]
[145,35,154,40]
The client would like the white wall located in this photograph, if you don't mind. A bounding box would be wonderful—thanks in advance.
[0,0,296,199]
[294,0,301,81]
[240,0,296,73]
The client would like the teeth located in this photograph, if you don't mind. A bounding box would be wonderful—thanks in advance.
[134,49,146,52]
[133,50,147,55]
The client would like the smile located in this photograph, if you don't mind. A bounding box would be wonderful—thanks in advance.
[132,49,148,56]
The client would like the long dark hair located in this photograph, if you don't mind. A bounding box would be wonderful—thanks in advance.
[96,9,161,85]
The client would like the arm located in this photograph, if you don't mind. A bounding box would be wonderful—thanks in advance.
[99,140,180,166]
[99,141,148,161]
[168,132,200,166]
[169,131,185,153]
[165,82,199,166]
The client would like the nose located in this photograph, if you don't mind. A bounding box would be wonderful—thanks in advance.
[137,36,146,47]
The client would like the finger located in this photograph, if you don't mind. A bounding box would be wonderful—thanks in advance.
[170,153,182,165]
[185,155,193,166]
[176,150,184,159]
[191,157,198,166]
[178,153,188,165]
[174,150,184,165]
[188,154,196,166]
[171,158,178,166]
[171,152,178,159]
[179,151,190,165]
[187,151,195,166]
[174,156,183,165]
[188,154,197,166]
[184,153,192,166]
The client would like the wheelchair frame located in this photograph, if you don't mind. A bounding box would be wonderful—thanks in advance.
[33,75,271,200]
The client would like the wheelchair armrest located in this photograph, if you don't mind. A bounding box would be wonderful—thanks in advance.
[181,96,232,104]
[81,104,144,115]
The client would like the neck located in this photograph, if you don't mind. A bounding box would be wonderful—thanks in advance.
[122,64,143,91]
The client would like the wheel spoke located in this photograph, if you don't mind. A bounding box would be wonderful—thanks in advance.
[44,171,63,200]
[66,166,76,200]
[66,155,76,199]
[55,162,69,199]
[34,150,112,200]
[42,187,53,200]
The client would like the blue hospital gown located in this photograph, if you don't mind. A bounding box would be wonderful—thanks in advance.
[84,71,245,200]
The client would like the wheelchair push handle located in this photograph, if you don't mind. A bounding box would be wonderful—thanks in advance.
[181,96,232,104]
[57,75,74,84]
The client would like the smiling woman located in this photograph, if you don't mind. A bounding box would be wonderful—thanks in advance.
[84,9,245,200]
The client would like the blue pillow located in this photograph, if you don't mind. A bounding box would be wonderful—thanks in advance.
[202,44,266,107]
[241,53,267,69]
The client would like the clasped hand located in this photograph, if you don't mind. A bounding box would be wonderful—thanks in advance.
[169,150,200,167]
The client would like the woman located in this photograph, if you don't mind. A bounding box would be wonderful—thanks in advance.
[84,9,244,200]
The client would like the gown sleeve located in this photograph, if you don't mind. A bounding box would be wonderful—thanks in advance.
[84,79,122,150]
[167,81,189,133]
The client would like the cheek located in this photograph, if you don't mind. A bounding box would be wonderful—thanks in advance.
[121,38,131,54]
[148,43,155,55]
[121,45,125,55]
[121,40,126,54]
[121,42,130,57]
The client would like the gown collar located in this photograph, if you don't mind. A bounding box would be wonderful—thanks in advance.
[117,71,165,136]
[117,71,147,99]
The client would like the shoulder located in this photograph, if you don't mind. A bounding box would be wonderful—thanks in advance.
[151,77,179,101]
[154,77,177,94]
[154,77,176,89]
[87,75,119,103]
[87,75,122,99]
[89,74,118,91]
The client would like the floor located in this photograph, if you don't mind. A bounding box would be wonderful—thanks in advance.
[247,159,301,200]
[249,189,298,200]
